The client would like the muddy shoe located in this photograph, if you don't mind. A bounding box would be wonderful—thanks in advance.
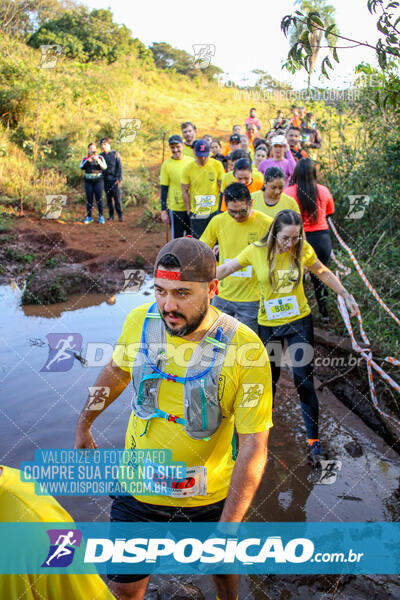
[309,459,342,485]
[84,216,93,224]
[309,441,328,465]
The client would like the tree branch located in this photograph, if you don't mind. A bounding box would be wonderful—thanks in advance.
[289,15,400,58]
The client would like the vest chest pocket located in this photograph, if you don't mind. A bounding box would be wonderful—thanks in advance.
[185,379,222,440]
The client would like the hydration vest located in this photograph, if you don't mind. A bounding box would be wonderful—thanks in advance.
[131,303,239,440]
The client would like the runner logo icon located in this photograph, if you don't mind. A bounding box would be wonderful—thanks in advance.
[121,269,146,293]
[41,333,82,372]
[346,195,370,220]
[38,44,62,69]
[240,383,264,407]
[42,529,82,567]
[191,44,216,69]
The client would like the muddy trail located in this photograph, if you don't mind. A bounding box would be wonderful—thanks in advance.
[141,368,400,600]
[1,202,400,598]
[0,201,164,303]
[1,282,399,599]
[1,212,399,450]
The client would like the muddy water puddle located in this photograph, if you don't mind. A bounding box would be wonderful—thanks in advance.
[1,283,399,598]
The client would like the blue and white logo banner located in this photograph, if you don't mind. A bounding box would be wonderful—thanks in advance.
[0,522,399,575]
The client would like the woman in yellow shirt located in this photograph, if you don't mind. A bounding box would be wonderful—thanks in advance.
[251,167,300,220]
[216,209,358,460]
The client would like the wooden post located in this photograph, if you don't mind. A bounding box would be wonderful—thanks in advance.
[161,129,169,243]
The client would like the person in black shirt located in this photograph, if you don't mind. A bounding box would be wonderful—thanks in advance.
[300,113,322,150]
[80,143,107,224]
[100,137,123,222]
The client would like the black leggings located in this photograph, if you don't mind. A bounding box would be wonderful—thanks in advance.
[84,178,104,217]
[104,179,122,218]
[306,229,332,318]
[258,314,319,439]
[170,210,190,238]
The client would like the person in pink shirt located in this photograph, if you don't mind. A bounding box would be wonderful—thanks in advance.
[244,107,261,132]
[258,134,296,186]
[284,158,335,320]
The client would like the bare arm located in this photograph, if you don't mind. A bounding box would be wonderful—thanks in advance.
[74,358,131,449]
[181,183,191,214]
[285,146,296,179]
[216,258,242,280]
[220,431,269,522]
[308,258,358,316]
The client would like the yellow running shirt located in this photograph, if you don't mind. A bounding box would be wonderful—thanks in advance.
[160,155,193,211]
[200,210,272,302]
[221,169,264,193]
[182,144,195,158]
[112,303,273,507]
[251,191,300,220]
[182,158,225,215]
[0,466,114,600]
[236,241,317,326]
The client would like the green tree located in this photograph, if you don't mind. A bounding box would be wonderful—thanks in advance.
[282,0,400,103]
[0,0,77,38]
[28,7,149,64]
[149,41,221,82]
[285,0,338,90]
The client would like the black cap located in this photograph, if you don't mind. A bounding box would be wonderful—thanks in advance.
[230,134,241,143]
[168,135,183,145]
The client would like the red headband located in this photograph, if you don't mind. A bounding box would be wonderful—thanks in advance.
[155,269,182,280]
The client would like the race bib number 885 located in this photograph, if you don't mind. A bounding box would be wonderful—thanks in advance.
[264,295,300,320]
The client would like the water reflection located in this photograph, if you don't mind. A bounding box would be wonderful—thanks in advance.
[0,280,399,531]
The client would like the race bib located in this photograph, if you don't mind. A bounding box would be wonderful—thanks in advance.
[161,466,207,498]
[194,194,216,215]
[224,259,252,278]
[264,295,300,320]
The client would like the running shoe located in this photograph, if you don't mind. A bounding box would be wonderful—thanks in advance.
[309,440,327,464]
[84,216,93,225]
[99,215,105,224]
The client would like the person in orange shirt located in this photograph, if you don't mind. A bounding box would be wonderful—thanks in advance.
[220,158,264,211]
[222,133,241,156]
[290,105,302,128]
[245,123,258,150]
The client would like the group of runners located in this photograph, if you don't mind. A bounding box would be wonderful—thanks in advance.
[72,110,358,598]
[1,108,359,600]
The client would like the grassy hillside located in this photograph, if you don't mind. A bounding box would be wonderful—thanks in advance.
[0,34,359,215]
[0,31,399,415]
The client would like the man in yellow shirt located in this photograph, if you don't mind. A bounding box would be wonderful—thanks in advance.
[181,121,197,157]
[220,157,264,211]
[181,139,225,238]
[201,183,272,332]
[0,465,115,600]
[251,166,300,219]
[160,134,193,238]
[75,237,273,600]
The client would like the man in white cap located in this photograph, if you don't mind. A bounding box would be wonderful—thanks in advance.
[257,134,296,186]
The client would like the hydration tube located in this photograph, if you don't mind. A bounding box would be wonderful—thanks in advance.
[140,303,224,383]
